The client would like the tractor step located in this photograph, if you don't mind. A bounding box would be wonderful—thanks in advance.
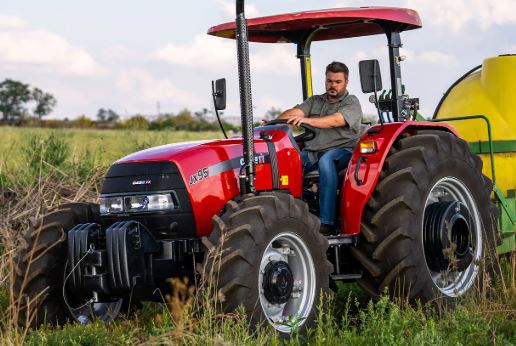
[331,273,362,281]
[327,234,356,246]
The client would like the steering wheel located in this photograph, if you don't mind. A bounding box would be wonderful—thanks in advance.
[263,119,316,142]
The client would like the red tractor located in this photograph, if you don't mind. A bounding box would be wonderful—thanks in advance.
[14,1,497,335]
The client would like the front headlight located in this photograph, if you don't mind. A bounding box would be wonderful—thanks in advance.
[100,196,124,214]
[100,193,177,215]
[146,194,175,211]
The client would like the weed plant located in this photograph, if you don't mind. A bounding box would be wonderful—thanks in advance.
[22,132,69,175]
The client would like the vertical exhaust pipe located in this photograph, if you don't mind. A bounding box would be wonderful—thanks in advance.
[236,0,255,194]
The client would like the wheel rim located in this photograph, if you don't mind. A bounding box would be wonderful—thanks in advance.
[423,177,483,297]
[64,260,123,324]
[258,232,316,333]
[70,300,123,324]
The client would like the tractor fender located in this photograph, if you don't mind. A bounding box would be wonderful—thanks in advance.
[339,121,459,235]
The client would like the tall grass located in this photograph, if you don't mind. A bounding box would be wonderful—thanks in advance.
[0,127,514,345]
[0,127,223,172]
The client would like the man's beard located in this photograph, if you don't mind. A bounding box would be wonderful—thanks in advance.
[327,88,346,100]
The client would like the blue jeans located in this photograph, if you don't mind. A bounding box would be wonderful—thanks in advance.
[301,148,352,225]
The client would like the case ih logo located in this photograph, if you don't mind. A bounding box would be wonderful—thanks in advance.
[239,153,266,166]
[132,179,151,186]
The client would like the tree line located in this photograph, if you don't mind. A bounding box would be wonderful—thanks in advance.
[0,78,284,131]
[69,109,239,132]
[0,79,56,122]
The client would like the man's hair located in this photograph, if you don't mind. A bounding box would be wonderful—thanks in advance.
[326,61,349,79]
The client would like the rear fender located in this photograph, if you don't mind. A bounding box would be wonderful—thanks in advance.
[340,121,459,235]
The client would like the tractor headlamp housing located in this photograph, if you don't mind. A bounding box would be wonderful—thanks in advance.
[100,196,124,214]
[100,193,178,215]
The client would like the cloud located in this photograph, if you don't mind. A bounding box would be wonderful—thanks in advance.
[216,0,259,19]
[102,45,138,62]
[251,45,298,75]
[400,48,456,65]
[115,68,199,113]
[152,34,297,75]
[506,45,516,53]
[333,0,516,32]
[0,14,103,76]
[151,34,235,68]
[353,46,454,65]
[408,0,516,31]
[354,48,386,62]
[0,15,25,29]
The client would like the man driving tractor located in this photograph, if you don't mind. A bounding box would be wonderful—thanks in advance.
[276,61,363,235]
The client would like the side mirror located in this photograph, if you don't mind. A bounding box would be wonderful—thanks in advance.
[212,78,226,110]
[359,60,382,93]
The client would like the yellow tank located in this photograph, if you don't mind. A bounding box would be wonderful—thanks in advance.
[434,55,516,195]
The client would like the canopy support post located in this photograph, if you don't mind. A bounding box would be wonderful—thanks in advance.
[297,28,323,100]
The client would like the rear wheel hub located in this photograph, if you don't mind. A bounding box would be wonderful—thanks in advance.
[262,261,294,304]
[424,201,473,272]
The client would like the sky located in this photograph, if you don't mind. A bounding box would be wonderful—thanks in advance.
[0,0,515,122]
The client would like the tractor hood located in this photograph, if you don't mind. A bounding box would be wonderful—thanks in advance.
[101,127,303,237]
[115,139,226,163]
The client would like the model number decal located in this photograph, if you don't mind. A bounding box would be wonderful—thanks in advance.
[189,167,209,185]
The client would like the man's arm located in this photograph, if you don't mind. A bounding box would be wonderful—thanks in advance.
[277,107,305,120]
[287,112,346,128]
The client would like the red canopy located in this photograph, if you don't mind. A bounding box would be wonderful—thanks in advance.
[208,7,422,43]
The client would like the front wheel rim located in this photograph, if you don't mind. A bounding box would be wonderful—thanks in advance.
[64,260,123,324]
[423,176,483,297]
[258,232,316,333]
[71,300,123,324]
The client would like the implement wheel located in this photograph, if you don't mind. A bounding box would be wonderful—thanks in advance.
[201,192,332,335]
[351,130,498,305]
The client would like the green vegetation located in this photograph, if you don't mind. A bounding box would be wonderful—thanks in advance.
[0,127,514,345]
[0,127,223,176]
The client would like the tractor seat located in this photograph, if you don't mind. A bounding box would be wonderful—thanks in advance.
[304,170,320,180]
[304,168,347,180]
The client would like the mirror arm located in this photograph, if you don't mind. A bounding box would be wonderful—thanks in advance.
[212,80,228,139]
[367,63,384,135]
[373,63,384,132]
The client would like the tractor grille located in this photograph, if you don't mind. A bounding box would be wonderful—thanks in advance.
[100,161,196,239]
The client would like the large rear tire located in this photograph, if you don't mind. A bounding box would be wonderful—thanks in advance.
[351,130,498,306]
[13,203,122,327]
[201,192,332,336]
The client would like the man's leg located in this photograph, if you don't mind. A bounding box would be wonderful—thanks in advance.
[317,148,353,226]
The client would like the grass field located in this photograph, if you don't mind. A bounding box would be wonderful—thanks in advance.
[0,127,515,345]
[0,127,224,171]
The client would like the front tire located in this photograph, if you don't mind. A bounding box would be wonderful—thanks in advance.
[351,130,498,306]
[13,203,122,327]
[201,192,332,335]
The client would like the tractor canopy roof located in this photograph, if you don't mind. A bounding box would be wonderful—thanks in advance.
[208,7,422,43]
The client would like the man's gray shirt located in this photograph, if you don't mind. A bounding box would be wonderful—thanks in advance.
[295,91,363,152]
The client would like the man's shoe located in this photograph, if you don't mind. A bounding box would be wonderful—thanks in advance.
[319,223,335,236]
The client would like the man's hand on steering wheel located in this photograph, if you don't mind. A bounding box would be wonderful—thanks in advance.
[262,118,316,142]
[286,115,312,127]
